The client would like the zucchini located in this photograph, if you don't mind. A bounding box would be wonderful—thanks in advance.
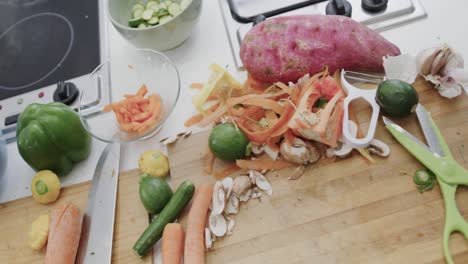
[155,8,169,18]
[132,3,145,12]
[132,8,144,19]
[159,15,173,25]
[141,9,154,20]
[129,17,144,27]
[133,180,195,257]
[168,3,180,16]
[147,17,159,26]
[146,1,158,9]
[158,2,167,9]
[137,23,148,29]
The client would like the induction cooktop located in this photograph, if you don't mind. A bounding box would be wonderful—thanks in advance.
[0,0,110,141]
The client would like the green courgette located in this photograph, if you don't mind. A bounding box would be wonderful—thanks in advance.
[133,180,195,257]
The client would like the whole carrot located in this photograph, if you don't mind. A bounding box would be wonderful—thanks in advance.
[162,223,185,264]
[184,183,213,264]
[45,203,83,264]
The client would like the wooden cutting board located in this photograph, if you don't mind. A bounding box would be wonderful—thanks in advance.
[168,78,468,264]
[0,169,151,264]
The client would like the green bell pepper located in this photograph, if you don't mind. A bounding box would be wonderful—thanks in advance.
[16,102,92,176]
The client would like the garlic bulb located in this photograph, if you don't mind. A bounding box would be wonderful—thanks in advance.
[416,44,468,98]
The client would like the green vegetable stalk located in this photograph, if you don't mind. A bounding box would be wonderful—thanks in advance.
[413,168,436,193]
[16,102,92,176]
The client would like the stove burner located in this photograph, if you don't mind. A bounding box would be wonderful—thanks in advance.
[0,12,74,90]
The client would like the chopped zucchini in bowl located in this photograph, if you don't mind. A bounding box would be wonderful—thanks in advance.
[128,0,191,28]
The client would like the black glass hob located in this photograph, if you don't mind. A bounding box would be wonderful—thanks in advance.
[0,0,101,100]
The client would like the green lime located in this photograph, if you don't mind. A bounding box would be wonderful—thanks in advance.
[376,79,419,118]
[209,123,250,161]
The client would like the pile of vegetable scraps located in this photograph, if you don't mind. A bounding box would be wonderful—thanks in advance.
[186,64,385,180]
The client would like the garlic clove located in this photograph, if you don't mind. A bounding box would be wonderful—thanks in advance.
[417,47,441,75]
[264,144,279,160]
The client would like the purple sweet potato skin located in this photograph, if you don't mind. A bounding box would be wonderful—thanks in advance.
[240,15,401,83]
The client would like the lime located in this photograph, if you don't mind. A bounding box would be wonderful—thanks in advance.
[376,79,419,117]
[209,123,250,161]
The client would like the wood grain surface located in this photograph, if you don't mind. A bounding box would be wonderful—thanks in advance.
[168,78,468,264]
[0,169,151,264]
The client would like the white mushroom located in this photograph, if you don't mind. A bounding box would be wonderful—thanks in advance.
[224,195,240,215]
[232,176,252,196]
[251,144,265,155]
[333,120,357,158]
[251,188,262,199]
[239,189,252,202]
[211,181,226,215]
[252,171,272,196]
[208,212,227,237]
[205,228,213,249]
[226,217,235,236]
[280,137,320,164]
[288,165,306,180]
[264,144,279,160]
[221,177,233,199]
[367,139,390,157]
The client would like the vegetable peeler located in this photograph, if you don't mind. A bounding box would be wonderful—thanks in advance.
[383,104,468,264]
[340,70,382,148]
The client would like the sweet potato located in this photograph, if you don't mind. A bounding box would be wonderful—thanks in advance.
[240,15,400,83]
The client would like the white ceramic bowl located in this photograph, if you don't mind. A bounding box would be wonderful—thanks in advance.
[107,0,202,51]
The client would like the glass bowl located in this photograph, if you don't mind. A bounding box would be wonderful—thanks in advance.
[79,48,180,143]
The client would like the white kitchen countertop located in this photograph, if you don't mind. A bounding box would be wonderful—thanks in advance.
[1,0,467,260]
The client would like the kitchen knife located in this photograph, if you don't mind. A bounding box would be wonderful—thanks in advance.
[76,142,121,264]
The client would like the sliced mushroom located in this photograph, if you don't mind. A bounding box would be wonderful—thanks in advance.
[264,144,279,160]
[334,120,357,158]
[251,144,265,155]
[226,217,235,236]
[221,177,233,199]
[368,139,390,157]
[239,189,252,202]
[224,195,240,215]
[280,137,320,164]
[251,188,262,199]
[253,171,272,196]
[205,228,213,249]
[288,165,306,180]
[211,181,226,215]
[232,176,252,196]
[209,212,227,237]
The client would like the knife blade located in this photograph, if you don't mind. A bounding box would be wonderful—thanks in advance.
[415,104,445,157]
[76,142,121,264]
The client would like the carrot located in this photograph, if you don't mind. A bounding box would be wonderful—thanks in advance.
[185,114,204,127]
[213,163,241,179]
[190,82,204,89]
[236,159,296,170]
[45,203,83,264]
[184,183,214,264]
[162,223,185,264]
[204,147,215,175]
[137,84,148,97]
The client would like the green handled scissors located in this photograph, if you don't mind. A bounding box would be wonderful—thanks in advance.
[383,104,468,264]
